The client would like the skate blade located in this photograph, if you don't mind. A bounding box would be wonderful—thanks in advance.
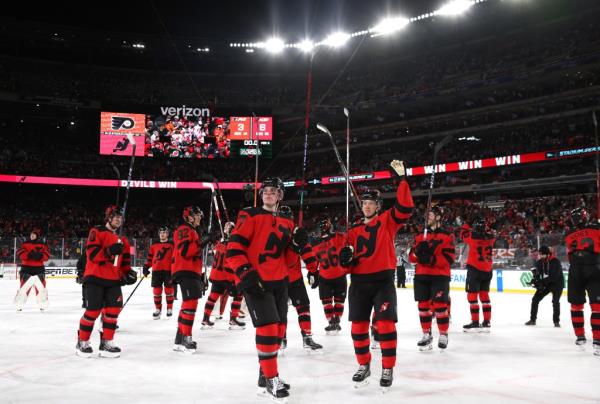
[353,379,370,389]
[172,345,197,354]
[304,347,324,355]
[381,386,391,394]
[99,351,120,358]
[153,317,161,320]
[479,329,491,333]
[418,344,433,352]
[267,395,288,403]
[325,331,338,336]
[75,350,93,358]
[463,329,480,333]
[201,325,214,330]
[594,350,600,357]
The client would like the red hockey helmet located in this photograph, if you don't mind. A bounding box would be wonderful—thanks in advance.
[183,206,203,220]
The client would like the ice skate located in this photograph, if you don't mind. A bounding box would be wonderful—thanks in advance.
[417,332,433,351]
[352,363,371,388]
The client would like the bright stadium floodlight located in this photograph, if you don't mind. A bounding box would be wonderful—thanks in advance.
[371,16,410,36]
[297,39,315,53]
[435,0,474,16]
[264,37,285,53]
[323,32,350,48]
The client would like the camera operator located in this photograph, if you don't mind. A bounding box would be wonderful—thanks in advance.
[525,246,565,327]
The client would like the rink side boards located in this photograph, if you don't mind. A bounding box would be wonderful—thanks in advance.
[0,266,568,295]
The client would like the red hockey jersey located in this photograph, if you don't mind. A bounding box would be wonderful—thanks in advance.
[565,224,600,265]
[17,240,50,268]
[172,222,202,280]
[311,232,347,280]
[210,240,229,282]
[84,225,132,286]
[461,225,495,272]
[346,179,414,281]
[410,228,456,277]
[145,242,173,273]
[226,207,297,285]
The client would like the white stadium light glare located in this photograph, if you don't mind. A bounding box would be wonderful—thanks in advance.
[298,39,315,53]
[264,37,285,53]
[371,16,410,36]
[435,0,474,16]
[323,32,350,48]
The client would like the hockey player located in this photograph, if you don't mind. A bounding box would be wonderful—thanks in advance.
[279,205,322,352]
[461,219,496,332]
[76,206,138,358]
[311,215,348,334]
[172,206,210,353]
[15,227,50,311]
[201,221,246,330]
[143,226,174,320]
[409,206,456,351]
[565,207,600,355]
[226,177,306,400]
[338,160,414,389]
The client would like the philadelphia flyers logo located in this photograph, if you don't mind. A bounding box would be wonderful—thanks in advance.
[112,116,135,130]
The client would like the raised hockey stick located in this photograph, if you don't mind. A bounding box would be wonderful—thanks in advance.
[114,133,137,266]
[344,108,351,239]
[316,123,361,211]
[423,135,452,239]
[111,164,121,207]
[212,177,231,223]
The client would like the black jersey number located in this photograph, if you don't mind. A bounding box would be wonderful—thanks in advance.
[316,247,339,270]
[476,246,493,262]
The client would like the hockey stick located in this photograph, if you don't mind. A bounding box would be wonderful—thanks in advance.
[423,135,452,239]
[344,108,351,239]
[114,133,137,266]
[111,164,121,207]
[205,182,224,239]
[212,178,231,223]
[316,123,361,210]
[593,109,599,221]
[122,275,145,309]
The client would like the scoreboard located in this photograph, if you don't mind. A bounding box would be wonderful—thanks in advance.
[228,116,273,158]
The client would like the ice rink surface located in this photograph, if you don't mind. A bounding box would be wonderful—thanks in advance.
[1,279,598,404]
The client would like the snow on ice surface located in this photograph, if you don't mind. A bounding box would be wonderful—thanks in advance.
[0,279,598,404]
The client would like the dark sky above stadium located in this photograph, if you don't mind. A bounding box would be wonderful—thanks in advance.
[10,0,451,39]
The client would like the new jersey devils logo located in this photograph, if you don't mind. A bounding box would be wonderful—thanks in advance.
[380,302,389,313]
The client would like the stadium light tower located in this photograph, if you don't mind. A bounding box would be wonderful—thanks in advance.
[435,0,474,16]
[264,37,285,53]
[323,32,350,48]
[371,16,410,36]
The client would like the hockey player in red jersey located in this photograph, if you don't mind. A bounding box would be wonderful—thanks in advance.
[15,227,50,311]
[76,206,137,358]
[409,206,456,352]
[338,160,414,389]
[172,206,211,353]
[460,219,496,332]
[565,207,600,355]
[226,177,305,400]
[279,205,323,352]
[143,226,174,320]
[201,221,246,330]
[311,215,348,334]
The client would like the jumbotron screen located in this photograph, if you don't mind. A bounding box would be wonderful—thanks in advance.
[99,111,273,159]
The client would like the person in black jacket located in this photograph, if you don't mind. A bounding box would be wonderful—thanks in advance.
[525,245,565,327]
[76,247,86,308]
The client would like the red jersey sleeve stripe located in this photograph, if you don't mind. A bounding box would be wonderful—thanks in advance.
[230,234,250,247]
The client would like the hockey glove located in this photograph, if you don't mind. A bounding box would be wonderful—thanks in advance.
[307,271,319,289]
[106,242,124,256]
[75,274,84,285]
[200,233,219,248]
[201,272,209,295]
[142,265,150,277]
[236,265,265,296]
[339,245,355,268]
[27,250,43,261]
[389,159,406,178]
[415,242,435,266]
[292,227,309,251]
[123,269,137,285]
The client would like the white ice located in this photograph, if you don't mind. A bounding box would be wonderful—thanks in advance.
[1,279,598,404]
